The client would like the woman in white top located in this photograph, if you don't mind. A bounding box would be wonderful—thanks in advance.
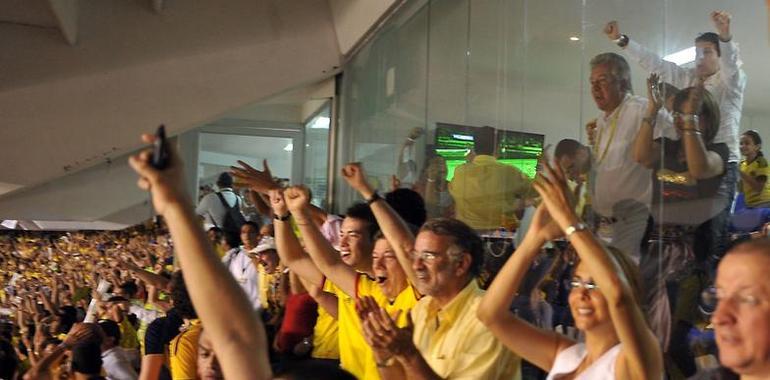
[478,158,662,379]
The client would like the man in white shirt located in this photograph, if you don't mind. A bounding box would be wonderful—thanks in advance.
[196,172,244,230]
[222,221,262,310]
[98,319,138,380]
[586,52,654,262]
[604,10,745,264]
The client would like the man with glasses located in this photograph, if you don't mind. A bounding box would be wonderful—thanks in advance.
[357,218,521,379]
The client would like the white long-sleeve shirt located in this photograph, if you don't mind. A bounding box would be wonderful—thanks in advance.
[624,38,747,162]
[222,247,262,310]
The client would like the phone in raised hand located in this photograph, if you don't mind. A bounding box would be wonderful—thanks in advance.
[150,124,170,170]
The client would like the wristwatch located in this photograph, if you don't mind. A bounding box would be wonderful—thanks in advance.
[565,223,589,238]
[614,34,629,48]
[273,212,291,221]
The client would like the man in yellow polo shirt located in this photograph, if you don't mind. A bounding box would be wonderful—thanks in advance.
[271,181,420,380]
[449,126,532,230]
[359,219,521,379]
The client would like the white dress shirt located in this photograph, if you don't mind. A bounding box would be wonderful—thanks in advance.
[102,346,138,380]
[222,247,262,310]
[591,94,654,217]
[625,38,747,162]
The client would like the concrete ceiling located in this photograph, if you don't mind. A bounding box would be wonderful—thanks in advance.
[0,0,399,230]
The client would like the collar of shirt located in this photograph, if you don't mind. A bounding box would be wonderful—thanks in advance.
[425,279,480,327]
[471,155,497,165]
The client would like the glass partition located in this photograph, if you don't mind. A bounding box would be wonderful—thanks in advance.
[336,1,766,378]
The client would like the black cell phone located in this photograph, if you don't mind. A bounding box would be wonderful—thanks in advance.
[150,124,170,170]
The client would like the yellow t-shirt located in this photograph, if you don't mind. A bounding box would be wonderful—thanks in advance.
[358,276,419,380]
[169,319,202,380]
[449,155,533,230]
[311,287,340,360]
[411,280,521,379]
[325,274,418,380]
[740,157,770,207]
[119,318,139,350]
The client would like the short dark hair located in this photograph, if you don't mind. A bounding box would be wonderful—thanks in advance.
[119,281,138,298]
[170,271,197,319]
[216,172,233,188]
[70,343,103,375]
[419,218,483,277]
[279,360,357,380]
[695,32,721,56]
[743,130,763,149]
[385,188,427,228]
[345,202,379,240]
[474,126,497,156]
[242,221,260,232]
[97,319,122,344]
[554,139,585,159]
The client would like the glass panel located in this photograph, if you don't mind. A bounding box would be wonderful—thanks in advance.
[304,103,331,209]
[198,133,293,221]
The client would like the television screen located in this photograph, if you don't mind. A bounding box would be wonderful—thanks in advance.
[434,123,544,181]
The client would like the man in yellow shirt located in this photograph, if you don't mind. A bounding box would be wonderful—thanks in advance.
[271,179,421,380]
[449,126,532,230]
[359,218,521,380]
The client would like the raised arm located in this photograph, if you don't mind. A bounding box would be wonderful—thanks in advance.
[268,189,326,288]
[340,163,419,287]
[534,160,662,380]
[711,11,744,84]
[604,20,692,88]
[633,74,663,168]
[124,262,170,290]
[478,203,574,371]
[284,186,358,297]
[128,133,271,380]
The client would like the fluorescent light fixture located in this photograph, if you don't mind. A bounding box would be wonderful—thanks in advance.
[310,116,330,129]
[569,36,580,41]
[283,143,293,152]
[1,220,17,229]
[663,46,696,66]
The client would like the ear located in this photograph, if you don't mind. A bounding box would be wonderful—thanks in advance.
[454,252,473,277]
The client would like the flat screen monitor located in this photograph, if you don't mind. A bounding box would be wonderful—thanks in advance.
[434,123,544,181]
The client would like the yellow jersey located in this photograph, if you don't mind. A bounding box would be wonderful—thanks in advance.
[740,157,770,207]
[168,319,202,380]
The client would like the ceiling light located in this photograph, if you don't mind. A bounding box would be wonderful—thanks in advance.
[310,116,330,129]
[569,36,580,41]
[663,46,696,66]
[283,143,293,152]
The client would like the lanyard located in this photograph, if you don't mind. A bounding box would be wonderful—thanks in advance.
[593,100,626,166]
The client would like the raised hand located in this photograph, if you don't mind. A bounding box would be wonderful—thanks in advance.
[529,203,564,242]
[356,296,416,359]
[128,133,189,216]
[63,323,103,348]
[603,20,621,40]
[532,156,578,230]
[268,189,288,217]
[711,10,731,41]
[230,160,279,194]
[585,119,598,145]
[341,162,373,195]
[283,186,311,214]
[646,73,663,116]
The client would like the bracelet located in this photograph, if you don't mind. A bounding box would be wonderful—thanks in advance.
[614,34,629,48]
[678,114,699,124]
[682,129,702,136]
[366,192,383,205]
[273,212,291,221]
[642,116,656,126]
[376,356,395,368]
[564,222,588,238]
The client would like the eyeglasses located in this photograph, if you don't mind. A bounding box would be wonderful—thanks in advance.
[409,250,439,262]
[701,287,764,311]
[569,279,600,291]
